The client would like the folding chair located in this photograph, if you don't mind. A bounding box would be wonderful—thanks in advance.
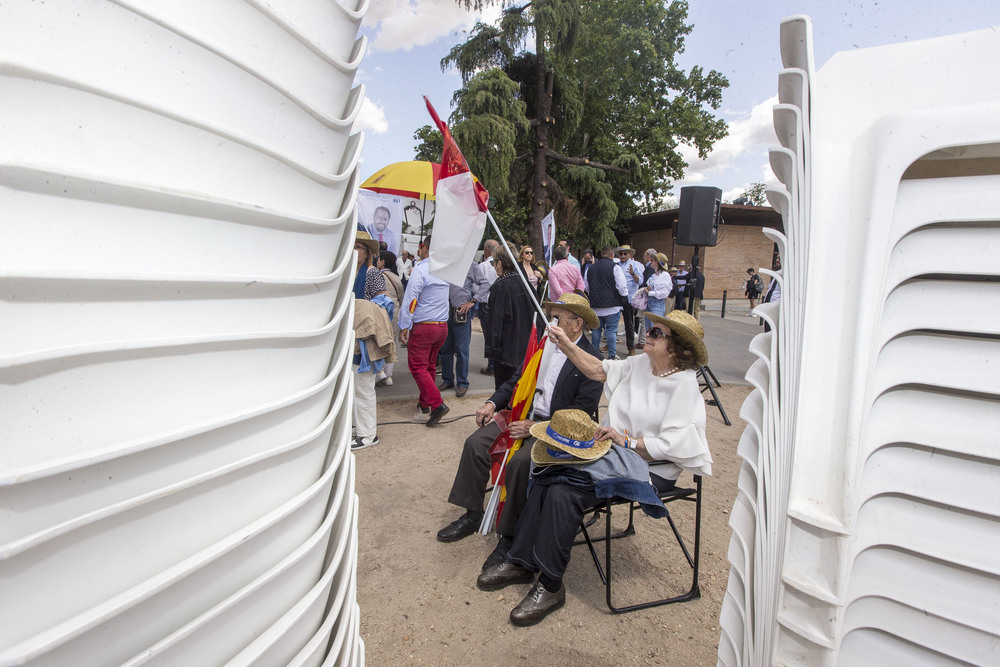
[575,475,702,613]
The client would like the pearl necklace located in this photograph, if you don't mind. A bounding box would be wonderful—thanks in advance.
[655,367,681,379]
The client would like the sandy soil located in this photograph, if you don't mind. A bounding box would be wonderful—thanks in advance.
[354,384,749,666]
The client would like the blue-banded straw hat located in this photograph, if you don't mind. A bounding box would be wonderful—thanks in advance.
[530,409,613,466]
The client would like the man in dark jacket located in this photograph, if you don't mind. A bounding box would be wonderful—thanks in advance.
[484,243,536,390]
[437,294,604,570]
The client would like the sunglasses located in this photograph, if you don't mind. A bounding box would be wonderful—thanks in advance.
[647,327,671,340]
[523,251,534,255]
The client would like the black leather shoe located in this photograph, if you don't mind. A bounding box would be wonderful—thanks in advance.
[425,402,450,427]
[481,536,513,571]
[477,561,534,591]
[509,581,565,626]
[436,514,480,543]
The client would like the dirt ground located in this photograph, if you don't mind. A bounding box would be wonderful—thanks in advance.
[354,384,750,666]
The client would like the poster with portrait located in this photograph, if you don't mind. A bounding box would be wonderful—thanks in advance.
[541,210,556,266]
[357,189,405,258]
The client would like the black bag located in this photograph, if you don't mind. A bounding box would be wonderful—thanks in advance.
[451,307,469,325]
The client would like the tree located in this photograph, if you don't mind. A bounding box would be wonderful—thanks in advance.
[435,0,728,252]
[740,181,768,206]
[412,125,443,163]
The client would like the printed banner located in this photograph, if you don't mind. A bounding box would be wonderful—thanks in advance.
[357,189,405,258]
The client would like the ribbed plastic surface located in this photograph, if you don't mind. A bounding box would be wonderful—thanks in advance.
[0,0,369,663]
[719,16,1000,666]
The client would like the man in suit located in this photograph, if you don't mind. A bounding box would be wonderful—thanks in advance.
[366,205,398,256]
[436,294,604,570]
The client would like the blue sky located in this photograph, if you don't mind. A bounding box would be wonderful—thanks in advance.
[353,1,999,203]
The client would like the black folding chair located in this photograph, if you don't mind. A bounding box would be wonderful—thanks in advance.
[575,475,702,613]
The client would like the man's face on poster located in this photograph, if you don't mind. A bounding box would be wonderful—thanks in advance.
[373,208,390,232]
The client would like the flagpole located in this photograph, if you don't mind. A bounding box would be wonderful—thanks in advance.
[487,210,550,326]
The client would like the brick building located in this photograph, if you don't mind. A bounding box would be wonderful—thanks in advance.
[623,203,782,304]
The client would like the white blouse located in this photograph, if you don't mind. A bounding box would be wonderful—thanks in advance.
[601,354,713,481]
[646,270,675,299]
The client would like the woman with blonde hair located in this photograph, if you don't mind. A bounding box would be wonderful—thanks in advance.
[517,245,545,300]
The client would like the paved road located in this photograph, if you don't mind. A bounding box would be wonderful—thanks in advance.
[375,311,761,405]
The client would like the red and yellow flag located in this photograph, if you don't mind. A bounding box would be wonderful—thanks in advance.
[487,321,545,526]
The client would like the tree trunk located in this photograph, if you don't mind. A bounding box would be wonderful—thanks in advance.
[528,30,552,256]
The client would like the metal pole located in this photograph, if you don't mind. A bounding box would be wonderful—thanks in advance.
[721,290,727,318]
[487,210,550,326]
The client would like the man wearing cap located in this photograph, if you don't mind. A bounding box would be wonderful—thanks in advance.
[616,245,644,356]
[583,246,629,360]
[437,294,604,570]
[546,244,585,301]
[399,235,451,426]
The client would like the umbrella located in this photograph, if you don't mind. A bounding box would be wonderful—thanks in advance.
[360,161,478,238]
[360,160,441,200]
[360,161,441,238]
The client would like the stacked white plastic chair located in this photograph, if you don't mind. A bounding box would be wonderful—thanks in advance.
[0,1,368,664]
[719,16,1000,666]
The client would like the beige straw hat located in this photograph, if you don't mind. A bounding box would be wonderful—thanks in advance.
[530,409,613,466]
[355,230,380,257]
[644,309,708,366]
[541,292,600,330]
[655,252,671,271]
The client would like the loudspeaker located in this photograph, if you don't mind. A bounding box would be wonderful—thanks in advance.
[676,186,721,246]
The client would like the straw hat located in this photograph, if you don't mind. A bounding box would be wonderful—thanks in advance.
[645,309,709,366]
[355,230,380,257]
[616,244,635,255]
[541,292,599,330]
[530,409,613,466]
[655,252,670,271]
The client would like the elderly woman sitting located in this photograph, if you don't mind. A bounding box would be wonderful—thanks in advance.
[476,310,713,626]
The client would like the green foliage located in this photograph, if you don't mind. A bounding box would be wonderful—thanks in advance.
[432,0,727,252]
[412,125,443,162]
[741,181,768,206]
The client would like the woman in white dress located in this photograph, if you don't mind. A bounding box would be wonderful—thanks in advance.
[476,309,713,626]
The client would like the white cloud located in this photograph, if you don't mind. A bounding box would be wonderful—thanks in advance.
[353,96,389,134]
[363,0,498,52]
[675,95,779,192]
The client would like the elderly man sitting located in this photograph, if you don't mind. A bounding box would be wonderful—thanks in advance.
[437,294,604,570]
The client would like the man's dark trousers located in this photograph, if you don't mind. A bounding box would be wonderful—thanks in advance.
[447,420,534,536]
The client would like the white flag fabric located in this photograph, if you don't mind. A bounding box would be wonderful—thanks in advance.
[423,95,490,286]
[428,171,487,286]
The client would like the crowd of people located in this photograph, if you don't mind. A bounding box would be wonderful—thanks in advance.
[350,228,733,627]
[352,232,721,447]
